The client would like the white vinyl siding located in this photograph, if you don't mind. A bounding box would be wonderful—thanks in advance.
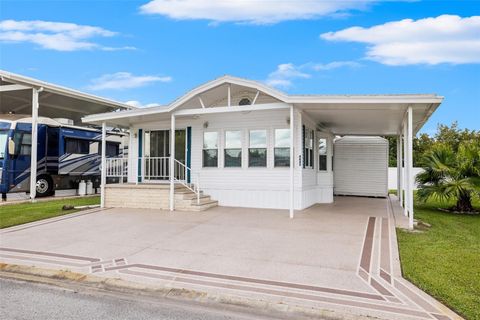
[333,136,388,197]
[130,109,334,210]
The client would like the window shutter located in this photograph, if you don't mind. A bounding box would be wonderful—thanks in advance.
[137,129,142,183]
[186,127,192,183]
[302,125,306,168]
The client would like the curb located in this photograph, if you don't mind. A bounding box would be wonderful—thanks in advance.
[0,263,380,320]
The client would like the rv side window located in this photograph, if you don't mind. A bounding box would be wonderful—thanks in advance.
[98,142,120,157]
[65,138,89,154]
[13,132,32,156]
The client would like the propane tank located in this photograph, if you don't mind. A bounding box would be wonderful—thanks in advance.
[86,180,93,195]
[78,180,86,196]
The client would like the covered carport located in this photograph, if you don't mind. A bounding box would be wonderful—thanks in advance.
[295,95,443,229]
[0,70,134,200]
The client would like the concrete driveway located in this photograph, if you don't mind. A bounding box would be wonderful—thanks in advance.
[0,197,459,320]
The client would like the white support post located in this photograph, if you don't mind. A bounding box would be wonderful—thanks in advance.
[407,106,414,230]
[29,88,39,201]
[227,84,231,108]
[100,122,106,208]
[398,132,403,206]
[289,105,295,219]
[396,135,401,201]
[403,121,408,216]
[169,114,176,211]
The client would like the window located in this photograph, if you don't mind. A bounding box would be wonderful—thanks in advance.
[274,129,290,167]
[0,131,8,159]
[249,130,267,167]
[319,138,328,171]
[304,128,314,168]
[13,131,32,156]
[65,138,89,154]
[224,130,242,167]
[203,132,218,167]
[98,142,120,157]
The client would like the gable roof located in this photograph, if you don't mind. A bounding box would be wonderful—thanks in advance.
[82,75,443,135]
[168,75,289,110]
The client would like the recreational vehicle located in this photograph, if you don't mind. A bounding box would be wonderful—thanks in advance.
[0,114,125,200]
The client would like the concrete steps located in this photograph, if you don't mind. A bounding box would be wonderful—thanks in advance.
[105,183,217,211]
[174,187,218,211]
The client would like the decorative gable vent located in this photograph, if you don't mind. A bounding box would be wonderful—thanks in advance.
[239,98,251,106]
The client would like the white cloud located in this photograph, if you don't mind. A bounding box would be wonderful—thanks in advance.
[88,72,172,91]
[310,61,361,71]
[265,63,310,89]
[140,0,376,24]
[320,15,480,65]
[125,100,162,108]
[265,61,360,89]
[0,19,134,51]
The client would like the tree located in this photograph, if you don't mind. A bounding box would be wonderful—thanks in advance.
[416,141,480,212]
[386,122,479,167]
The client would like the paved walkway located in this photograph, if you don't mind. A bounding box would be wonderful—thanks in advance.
[0,197,460,320]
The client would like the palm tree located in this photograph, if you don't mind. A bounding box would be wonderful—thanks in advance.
[416,141,480,212]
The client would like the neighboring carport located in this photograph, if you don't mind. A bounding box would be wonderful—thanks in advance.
[294,95,443,229]
[0,70,134,200]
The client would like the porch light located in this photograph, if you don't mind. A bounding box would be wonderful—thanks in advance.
[203,121,209,129]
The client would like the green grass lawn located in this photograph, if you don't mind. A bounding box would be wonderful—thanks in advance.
[0,196,100,229]
[397,197,480,320]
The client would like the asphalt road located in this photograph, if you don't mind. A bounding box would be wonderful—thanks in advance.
[0,278,289,320]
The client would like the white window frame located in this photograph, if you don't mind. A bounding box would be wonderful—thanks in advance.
[248,129,268,168]
[317,134,330,172]
[304,128,314,169]
[273,127,291,168]
[202,130,219,168]
[224,130,243,168]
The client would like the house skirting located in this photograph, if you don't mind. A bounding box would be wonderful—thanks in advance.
[105,184,171,210]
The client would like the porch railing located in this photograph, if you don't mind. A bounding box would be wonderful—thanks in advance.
[105,157,128,181]
[104,157,201,204]
[174,159,201,205]
[143,157,169,180]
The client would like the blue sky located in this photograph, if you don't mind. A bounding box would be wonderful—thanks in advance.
[1,0,479,134]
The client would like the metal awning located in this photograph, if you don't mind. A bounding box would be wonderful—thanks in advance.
[0,70,134,125]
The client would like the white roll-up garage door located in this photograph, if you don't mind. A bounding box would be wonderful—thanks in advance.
[334,136,388,197]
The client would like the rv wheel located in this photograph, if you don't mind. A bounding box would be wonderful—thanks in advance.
[36,175,54,197]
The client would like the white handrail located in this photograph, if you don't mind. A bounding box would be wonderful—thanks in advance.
[105,157,128,182]
[174,159,201,205]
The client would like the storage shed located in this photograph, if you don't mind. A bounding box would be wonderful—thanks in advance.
[333,136,388,197]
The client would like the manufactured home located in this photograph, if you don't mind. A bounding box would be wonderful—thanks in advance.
[83,76,443,228]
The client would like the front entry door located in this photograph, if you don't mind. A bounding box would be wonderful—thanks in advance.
[144,130,186,180]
